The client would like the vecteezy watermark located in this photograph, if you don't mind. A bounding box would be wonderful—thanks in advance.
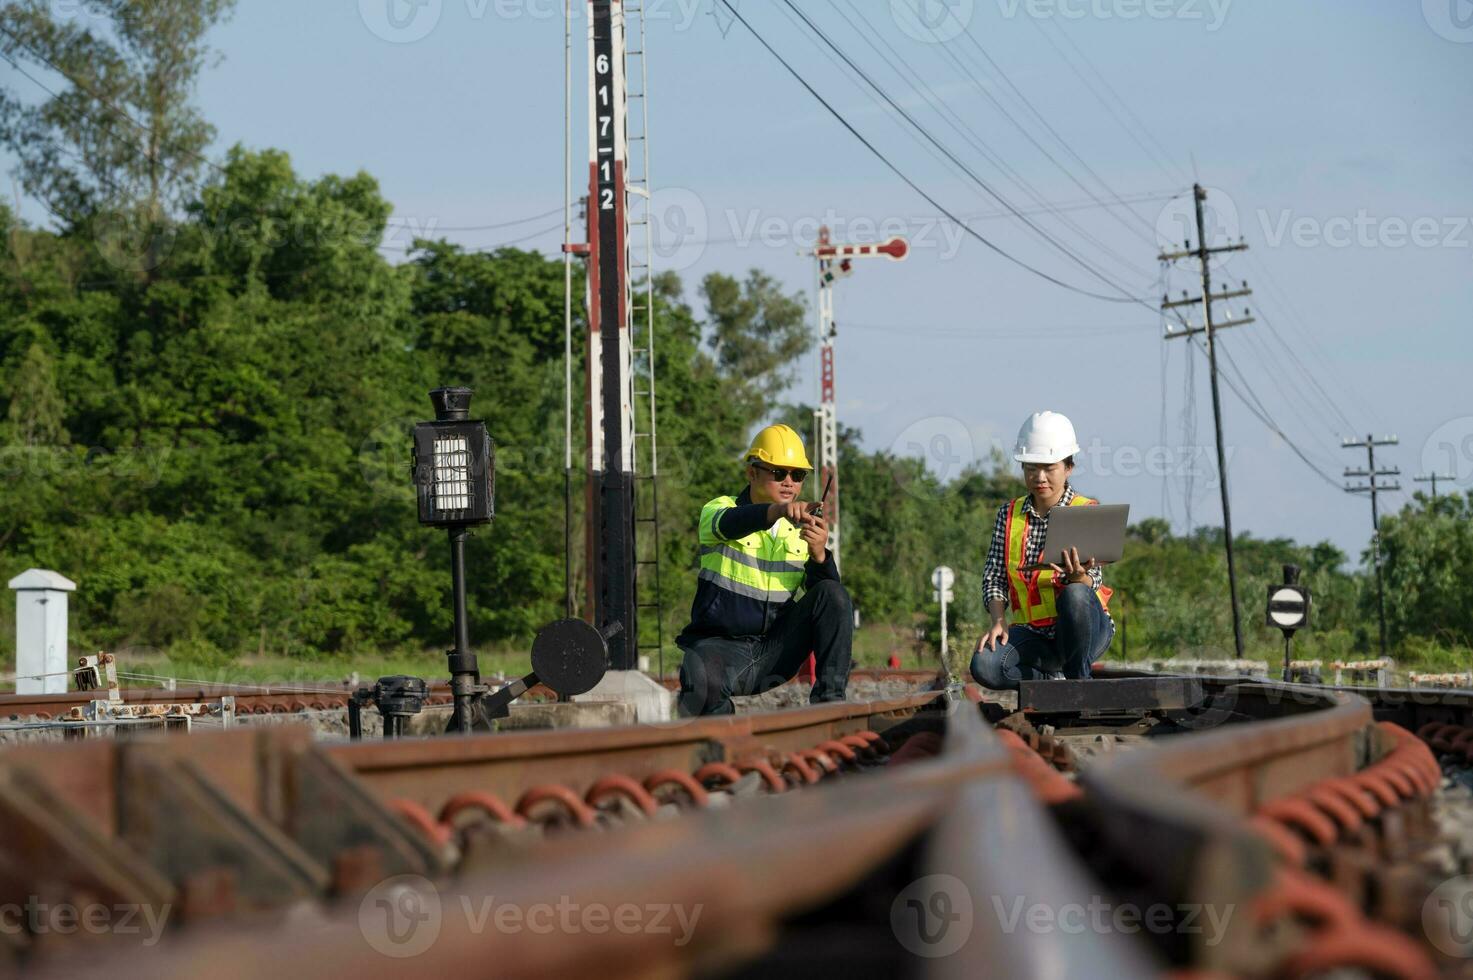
[1076,438,1236,488]
[1256,210,1472,250]
[90,206,435,274]
[887,416,980,501]
[891,874,974,958]
[360,0,443,43]
[0,444,172,489]
[720,209,966,260]
[994,0,1231,30]
[1422,416,1473,488]
[0,898,171,947]
[358,0,705,44]
[891,0,976,43]
[651,187,709,273]
[1423,874,1473,957]
[646,200,969,272]
[48,0,111,28]
[358,875,704,958]
[1422,0,1473,42]
[992,895,1236,944]
[1156,187,1241,271]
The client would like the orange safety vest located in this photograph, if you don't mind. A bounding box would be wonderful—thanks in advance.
[1004,494,1114,628]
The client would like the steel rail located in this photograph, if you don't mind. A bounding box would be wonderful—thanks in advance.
[39,693,1164,980]
[326,691,941,811]
[3,675,1462,977]
[0,667,940,719]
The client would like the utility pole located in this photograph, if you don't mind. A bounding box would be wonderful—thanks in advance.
[1414,471,1453,501]
[807,226,907,570]
[1343,435,1400,658]
[1159,183,1253,658]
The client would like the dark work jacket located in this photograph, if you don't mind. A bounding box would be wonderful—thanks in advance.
[676,486,840,645]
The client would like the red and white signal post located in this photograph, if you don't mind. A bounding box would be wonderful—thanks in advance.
[809,226,908,570]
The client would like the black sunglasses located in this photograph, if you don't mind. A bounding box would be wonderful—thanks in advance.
[752,462,810,483]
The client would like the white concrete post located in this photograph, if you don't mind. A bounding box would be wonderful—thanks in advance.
[9,569,76,694]
[931,566,955,660]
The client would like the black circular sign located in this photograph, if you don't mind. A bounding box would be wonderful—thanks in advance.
[530,618,609,696]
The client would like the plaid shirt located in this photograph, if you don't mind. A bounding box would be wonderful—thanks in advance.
[981,484,1108,640]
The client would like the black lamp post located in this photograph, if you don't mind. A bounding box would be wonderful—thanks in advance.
[412,387,495,733]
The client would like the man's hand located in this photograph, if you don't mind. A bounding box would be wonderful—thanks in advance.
[767,500,813,527]
[1046,546,1096,586]
[977,620,1009,653]
[799,513,828,564]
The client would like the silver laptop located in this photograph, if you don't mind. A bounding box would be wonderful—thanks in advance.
[1019,503,1130,570]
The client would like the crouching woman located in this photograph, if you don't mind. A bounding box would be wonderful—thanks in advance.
[971,411,1114,690]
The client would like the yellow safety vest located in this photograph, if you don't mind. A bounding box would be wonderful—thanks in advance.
[1004,494,1113,628]
[697,495,809,604]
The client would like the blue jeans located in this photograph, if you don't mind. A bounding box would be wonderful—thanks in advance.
[677,580,853,716]
[970,584,1114,690]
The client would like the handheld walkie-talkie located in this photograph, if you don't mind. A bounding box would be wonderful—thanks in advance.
[810,473,835,520]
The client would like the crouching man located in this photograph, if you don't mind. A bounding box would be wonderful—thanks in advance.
[676,424,852,716]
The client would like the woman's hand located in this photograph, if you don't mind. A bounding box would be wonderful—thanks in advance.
[976,620,1009,653]
[1046,546,1097,586]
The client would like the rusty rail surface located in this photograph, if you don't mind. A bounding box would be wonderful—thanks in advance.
[0,667,940,720]
[2,674,1466,978]
[0,682,457,720]
[328,691,939,814]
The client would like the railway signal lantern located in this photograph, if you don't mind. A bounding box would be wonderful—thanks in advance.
[412,387,494,527]
[412,387,495,732]
[1267,564,1310,681]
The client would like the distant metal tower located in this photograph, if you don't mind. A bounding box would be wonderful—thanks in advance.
[808,226,907,569]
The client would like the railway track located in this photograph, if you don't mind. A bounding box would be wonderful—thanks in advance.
[0,671,1468,977]
[0,667,938,720]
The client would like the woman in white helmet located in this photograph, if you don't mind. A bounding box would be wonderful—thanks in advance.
[971,411,1115,689]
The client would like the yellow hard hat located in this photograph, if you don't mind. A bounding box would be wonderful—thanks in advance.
[744,424,813,471]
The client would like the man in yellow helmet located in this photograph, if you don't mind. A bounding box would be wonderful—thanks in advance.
[676,423,852,716]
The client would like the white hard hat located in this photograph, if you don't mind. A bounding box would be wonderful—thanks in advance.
[1013,411,1080,464]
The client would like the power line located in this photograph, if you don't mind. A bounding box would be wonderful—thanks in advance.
[1241,251,1367,433]
[714,0,1149,304]
[377,219,566,252]
[779,0,1155,304]
[685,191,1179,247]
[829,0,1155,278]
[0,22,229,185]
[1032,18,1189,187]
[841,320,1154,339]
[1214,345,1344,485]
[954,25,1165,245]
[892,0,1166,250]
[385,205,566,232]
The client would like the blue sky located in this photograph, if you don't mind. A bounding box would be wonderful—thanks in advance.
[6,0,1471,562]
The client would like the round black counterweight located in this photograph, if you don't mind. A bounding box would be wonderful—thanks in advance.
[530,619,609,696]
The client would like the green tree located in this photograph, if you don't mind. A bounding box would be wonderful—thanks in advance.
[4,341,67,445]
[0,0,237,225]
[1374,491,1473,649]
[699,269,809,393]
